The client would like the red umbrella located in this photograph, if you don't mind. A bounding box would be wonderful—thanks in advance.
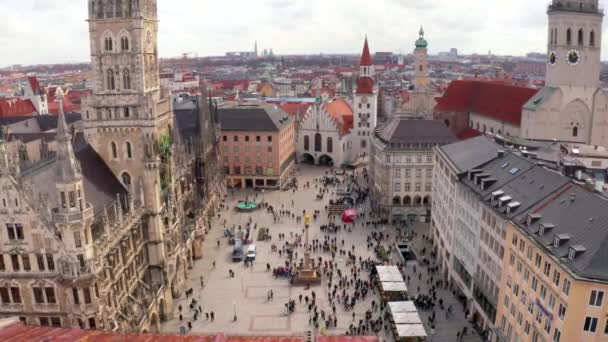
[342,209,357,223]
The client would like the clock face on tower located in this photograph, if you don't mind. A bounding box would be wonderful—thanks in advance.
[567,49,581,67]
[548,51,557,66]
[361,96,368,104]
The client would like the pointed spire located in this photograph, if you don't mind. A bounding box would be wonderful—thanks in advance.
[54,87,80,181]
[419,26,424,39]
[315,78,322,105]
[360,36,372,66]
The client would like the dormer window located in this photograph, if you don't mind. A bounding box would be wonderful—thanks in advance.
[539,223,554,236]
[554,236,560,248]
[568,245,586,260]
[527,213,542,226]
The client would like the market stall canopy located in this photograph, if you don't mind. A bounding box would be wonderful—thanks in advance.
[392,312,423,325]
[341,208,358,223]
[388,301,418,314]
[376,265,405,282]
[395,324,428,338]
[381,281,408,293]
[317,337,381,342]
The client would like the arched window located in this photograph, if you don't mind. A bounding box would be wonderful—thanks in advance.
[419,65,423,72]
[123,68,131,89]
[476,122,480,130]
[572,126,578,137]
[125,142,133,159]
[304,135,310,151]
[121,36,129,51]
[104,36,113,52]
[107,69,115,90]
[483,124,487,133]
[590,30,595,46]
[578,29,584,45]
[327,137,333,153]
[121,172,132,189]
[566,28,572,45]
[555,28,558,44]
[314,133,322,152]
[110,142,118,159]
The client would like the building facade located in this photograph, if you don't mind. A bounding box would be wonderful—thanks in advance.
[497,185,608,342]
[219,105,296,189]
[432,137,571,341]
[0,0,224,333]
[370,118,455,222]
[297,86,354,167]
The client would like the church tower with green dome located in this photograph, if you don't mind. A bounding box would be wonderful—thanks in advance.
[414,27,429,89]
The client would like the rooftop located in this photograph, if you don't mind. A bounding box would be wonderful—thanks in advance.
[436,136,501,174]
[218,105,292,132]
[374,118,456,149]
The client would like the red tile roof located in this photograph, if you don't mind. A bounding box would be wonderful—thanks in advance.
[27,76,42,95]
[276,102,313,117]
[360,37,372,66]
[0,98,38,117]
[434,80,537,126]
[325,97,354,136]
[0,321,310,342]
[456,127,483,140]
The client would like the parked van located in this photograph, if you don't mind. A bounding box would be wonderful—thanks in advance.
[246,244,256,261]
[232,239,243,262]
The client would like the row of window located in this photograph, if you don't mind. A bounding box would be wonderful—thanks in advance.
[303,134,333,153]
[103,34,130,52]
[393,182,432,192]
[106,68,131,91]
[385,154,433,164]
[109,141,133,160]
[223,145,272,154]
[1,197,19,208]
[223,135,272,143]
[223,156,272,165]
[394,167,433,178]
[0,253,55,272]
[93,0,138,20]
[224,166,275,177]
[549,27,595,47]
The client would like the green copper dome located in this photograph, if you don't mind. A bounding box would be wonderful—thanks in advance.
[415,26,428,48]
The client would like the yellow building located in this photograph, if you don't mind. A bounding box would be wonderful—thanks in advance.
[496,185,608,342]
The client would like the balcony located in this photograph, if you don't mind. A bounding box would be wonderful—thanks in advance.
[57,258,96,280]
[548,1,603,15]
[52,204,94,224]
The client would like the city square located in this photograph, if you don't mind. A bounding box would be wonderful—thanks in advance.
[161,164,481,341]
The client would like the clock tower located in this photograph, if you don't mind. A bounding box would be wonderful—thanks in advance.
[545,0,603,87]
[352,37,378,159]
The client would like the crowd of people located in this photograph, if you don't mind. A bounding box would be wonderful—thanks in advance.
[172,165,478,341]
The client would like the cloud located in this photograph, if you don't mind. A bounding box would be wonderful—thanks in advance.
[1,0,608,67]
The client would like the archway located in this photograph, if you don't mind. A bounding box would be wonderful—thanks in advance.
[301,153,315,164]
[392,196,401,205]
[149,312,159,333]
[318,155,334,166]
[413,196,422,206]
[423,195,431,206]
[403,196,411,206]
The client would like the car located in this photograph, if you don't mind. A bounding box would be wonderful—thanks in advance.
[246,244,256,261]
[232,239,243,262]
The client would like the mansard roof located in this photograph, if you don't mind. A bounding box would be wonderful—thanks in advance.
[218,105,292,132]
[374,118,456,150]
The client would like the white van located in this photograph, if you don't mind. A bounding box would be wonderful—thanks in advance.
[246,244,256,261]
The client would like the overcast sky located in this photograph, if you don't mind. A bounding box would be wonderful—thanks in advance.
[1,0,608,67]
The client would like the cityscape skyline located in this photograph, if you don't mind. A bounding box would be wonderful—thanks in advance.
[3,0,608,68]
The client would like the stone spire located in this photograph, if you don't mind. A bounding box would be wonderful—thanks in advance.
[54,87,81,181]
[0,125,9,175]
